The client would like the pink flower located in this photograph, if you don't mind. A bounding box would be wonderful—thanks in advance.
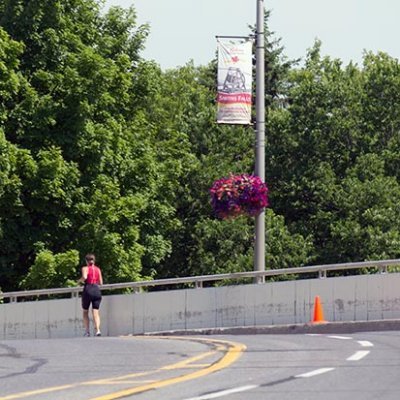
[210,174,269,219]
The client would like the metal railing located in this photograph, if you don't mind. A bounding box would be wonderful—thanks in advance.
[1,259,399,303]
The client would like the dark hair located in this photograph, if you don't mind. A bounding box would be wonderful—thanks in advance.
[85,253,95,262]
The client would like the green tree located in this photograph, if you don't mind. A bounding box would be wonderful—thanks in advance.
[326,154,400,262]
[189,209,313,277]
[21,248,79,289]
[0,1,192,290]
[266,43,400,264]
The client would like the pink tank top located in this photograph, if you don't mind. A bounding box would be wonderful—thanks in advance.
[86,265,101,284]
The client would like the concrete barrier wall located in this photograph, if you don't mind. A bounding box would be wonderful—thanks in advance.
[1,273,400,339]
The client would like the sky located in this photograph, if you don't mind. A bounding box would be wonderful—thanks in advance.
[103,0,400,70]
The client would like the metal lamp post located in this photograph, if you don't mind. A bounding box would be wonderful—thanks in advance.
[254,0,265,283]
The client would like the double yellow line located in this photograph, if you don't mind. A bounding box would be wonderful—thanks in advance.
[0,336,246,400]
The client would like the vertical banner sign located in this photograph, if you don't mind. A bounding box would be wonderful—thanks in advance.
[217,38,252,124]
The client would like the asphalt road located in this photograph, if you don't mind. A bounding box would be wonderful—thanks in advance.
[1,331,400,400]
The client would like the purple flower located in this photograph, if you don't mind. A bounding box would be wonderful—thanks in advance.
[210,174,269,219]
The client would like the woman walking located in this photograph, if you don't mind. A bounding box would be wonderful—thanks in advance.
[78,253,103,337]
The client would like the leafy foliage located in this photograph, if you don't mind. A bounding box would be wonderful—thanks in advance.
[1,2,400,293]
[21,248,79,289]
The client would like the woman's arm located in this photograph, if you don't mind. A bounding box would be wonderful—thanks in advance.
[77,266,88,284]
[99,269,103,285]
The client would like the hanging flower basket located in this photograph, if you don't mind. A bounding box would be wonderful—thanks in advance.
[209,173,269,219]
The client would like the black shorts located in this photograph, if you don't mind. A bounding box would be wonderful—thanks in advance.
[82,284,102,310]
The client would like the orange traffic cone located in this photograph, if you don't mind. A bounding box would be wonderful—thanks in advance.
[311,295,327,324]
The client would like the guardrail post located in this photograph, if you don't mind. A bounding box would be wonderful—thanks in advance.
[379,265,388,274]
[318,269,327,279]
[195,281,203,289]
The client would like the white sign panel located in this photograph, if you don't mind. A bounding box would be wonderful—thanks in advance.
[217,39,253,124]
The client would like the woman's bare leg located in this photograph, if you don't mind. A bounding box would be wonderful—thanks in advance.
[83,309,90,335]
[92,309,101,335]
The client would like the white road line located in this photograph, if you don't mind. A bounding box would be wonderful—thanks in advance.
[357,340,374,347]
[184,385,258,400]
[327,335,352,340]
[305,333,322,336]
[347,350,370,361]
[295,368,335,378]
[185,335,374,399]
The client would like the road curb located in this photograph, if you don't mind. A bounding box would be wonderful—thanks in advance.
[144,319,400,336]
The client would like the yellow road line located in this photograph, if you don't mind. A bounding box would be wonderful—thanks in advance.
[86,380,157,385]
[90,337,246,400]
[0,385,76,400]
[0,336,246,400]
[161,351,216,370]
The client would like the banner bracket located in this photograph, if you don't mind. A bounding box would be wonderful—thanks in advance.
[215,35,254,40]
